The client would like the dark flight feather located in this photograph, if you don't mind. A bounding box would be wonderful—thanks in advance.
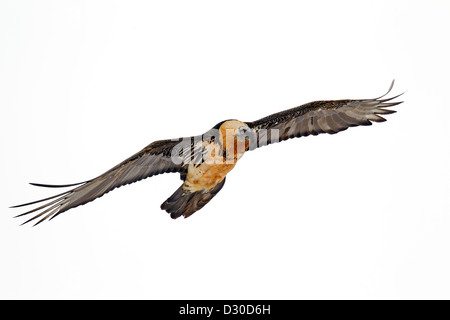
[28,181,89,188]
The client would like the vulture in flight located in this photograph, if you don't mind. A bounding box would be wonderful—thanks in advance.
[12,81,403,225]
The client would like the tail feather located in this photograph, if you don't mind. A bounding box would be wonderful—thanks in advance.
[161,178,226,219]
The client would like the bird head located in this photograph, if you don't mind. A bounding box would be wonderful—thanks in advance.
[217,120,255,158]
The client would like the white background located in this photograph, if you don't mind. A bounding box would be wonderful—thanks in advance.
[1,0,449,299]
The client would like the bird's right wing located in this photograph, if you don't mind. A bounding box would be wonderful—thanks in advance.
[12,137,193,225]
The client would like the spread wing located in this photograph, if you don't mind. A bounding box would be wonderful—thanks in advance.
[246,80,403,148]
[11,138,191,226]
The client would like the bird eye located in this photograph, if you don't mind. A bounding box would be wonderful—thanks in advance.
[238,127,247,135]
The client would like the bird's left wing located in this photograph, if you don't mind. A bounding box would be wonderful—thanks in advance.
[246,81,403,148]
[12,138,191,225]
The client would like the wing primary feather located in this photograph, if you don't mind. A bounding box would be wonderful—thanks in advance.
[10,190,70,208]
[380,101,403,108]
[14,196,66,218]
[20,202,62,226]
[33,208,60,227]
[29,181,89,188]
[376,108,397,115]
[374,79,395,100]
[378,92,405,103]
[48,210,65,221]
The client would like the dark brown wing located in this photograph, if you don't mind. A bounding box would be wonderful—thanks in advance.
[246,81,403,148]
[12,138,191,226]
